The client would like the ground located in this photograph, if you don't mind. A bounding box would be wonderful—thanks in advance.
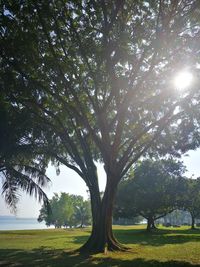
[0,225,200,266]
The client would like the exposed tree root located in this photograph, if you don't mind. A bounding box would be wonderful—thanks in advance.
[78,235,129,254]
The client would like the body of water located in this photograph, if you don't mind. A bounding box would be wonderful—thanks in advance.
[0,216,51,230]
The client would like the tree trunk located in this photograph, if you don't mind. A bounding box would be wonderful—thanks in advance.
[191,214,195,229]
[151,219,157,229]
[80,215,83,228]
[146,217,155,231]
[146,218,151,231]
[79,178,127,253]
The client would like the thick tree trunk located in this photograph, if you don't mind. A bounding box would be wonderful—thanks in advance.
[191,214,195,229]
[79,179,127,253]
[147,218,151,231]
[146,218,150,231]
[146,217,155,231]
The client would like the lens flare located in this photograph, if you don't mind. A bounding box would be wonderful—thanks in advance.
[174,71,193,90]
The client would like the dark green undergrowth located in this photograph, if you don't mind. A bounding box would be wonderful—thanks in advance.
[0,225,200,267]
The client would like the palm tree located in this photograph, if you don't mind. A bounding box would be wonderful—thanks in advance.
[0,98,50,212]
[1,161,50,212]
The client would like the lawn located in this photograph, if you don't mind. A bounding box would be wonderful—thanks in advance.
[0,225,200,267]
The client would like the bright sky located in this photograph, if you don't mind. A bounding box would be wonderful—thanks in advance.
[0,149,200,218]
[0,163,106,218]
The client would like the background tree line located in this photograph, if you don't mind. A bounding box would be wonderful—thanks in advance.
[38,193,91,228]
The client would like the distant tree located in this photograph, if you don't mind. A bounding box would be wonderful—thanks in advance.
[177,178,200,229]
[162,209,191,226]
[73,197,92,227]
[38,193,91,228]
[115,160,185,230]
[113,213,143,226]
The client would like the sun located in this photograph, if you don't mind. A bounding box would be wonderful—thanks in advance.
[174,71,193,90]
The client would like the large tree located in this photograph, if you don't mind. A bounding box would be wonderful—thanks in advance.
[115,159,184,231]
[1,1,200,252]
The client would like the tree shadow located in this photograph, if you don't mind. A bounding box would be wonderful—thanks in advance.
[70,227,200,247]
[113,227,200,246]
[84,257,200,267]
[0,248,200,267]
[0,247,88,267]
[1,228,200,266]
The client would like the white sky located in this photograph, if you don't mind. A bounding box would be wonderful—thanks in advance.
[0,149,200,218]
[0,163,106,218]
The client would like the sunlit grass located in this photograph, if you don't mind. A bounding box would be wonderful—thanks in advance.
[0,225,200,266]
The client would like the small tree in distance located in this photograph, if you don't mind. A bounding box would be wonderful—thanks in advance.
[115,159,186,231]
[38,193,91,228]
[177,178,200,229]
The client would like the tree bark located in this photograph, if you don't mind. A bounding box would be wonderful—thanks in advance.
[79,178,127,253]
[146,217,151,231]
[191,214,195,230]
[151,219,157,229]
[146,216,155,231]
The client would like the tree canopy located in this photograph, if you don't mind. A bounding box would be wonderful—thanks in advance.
[177,177,200,229]
[115,159,185,230]
[1,0,200,252]
[38,192,91,228]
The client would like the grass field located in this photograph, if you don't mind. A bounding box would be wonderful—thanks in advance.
[0,225,200,267]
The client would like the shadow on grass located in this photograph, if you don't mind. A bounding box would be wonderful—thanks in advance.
[70,227,200,247]
[66,227,200,248]
[114,227,200,246]
[0,248,200,267]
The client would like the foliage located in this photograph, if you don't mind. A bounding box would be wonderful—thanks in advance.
[113,216,143,226]
[177,177,200,228]
[0,95,50,212]
[38,193,91,228]
[162,209,192,226]
[1,0,200,251]
[115,159,185,229]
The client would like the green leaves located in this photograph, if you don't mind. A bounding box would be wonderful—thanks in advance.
[177,177,200,219]
[38,193,91,228]
[2,0,200,174]
[115,159,185,220]
[0,78,50,212]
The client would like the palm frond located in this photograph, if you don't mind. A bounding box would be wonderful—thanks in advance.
[15,164,51,187]
[1,172,19,212]
[1,166,50,212]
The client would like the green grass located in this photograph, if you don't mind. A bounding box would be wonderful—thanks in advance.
[0,225,200,266]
